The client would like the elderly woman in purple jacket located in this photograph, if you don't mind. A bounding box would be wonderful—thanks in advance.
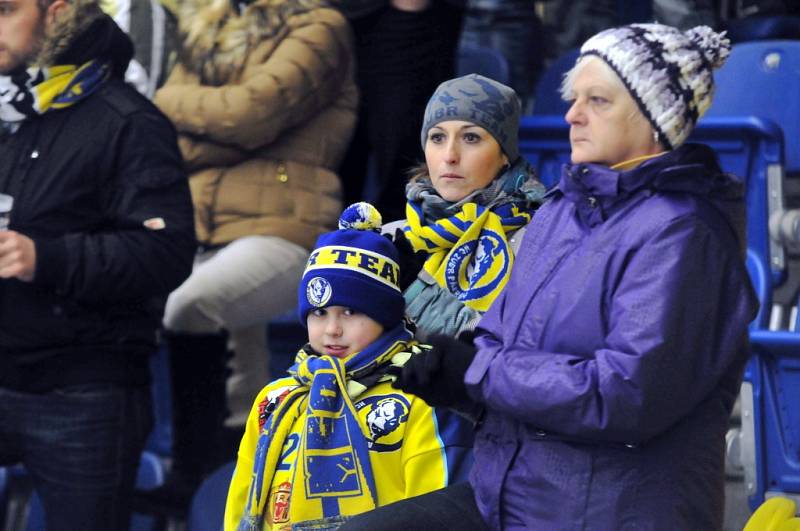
[341,23,759,531]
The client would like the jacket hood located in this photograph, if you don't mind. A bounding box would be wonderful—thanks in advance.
[36,2,132,77]
[176,0,329,85]
[559,143,747,247]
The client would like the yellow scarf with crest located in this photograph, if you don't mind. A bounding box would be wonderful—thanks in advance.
[403,199,533,312]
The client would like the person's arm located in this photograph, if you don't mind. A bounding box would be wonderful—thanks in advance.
[177,134,249,171]
[467,216,755,443]
[224,387,267,531]
[154,8,353,151]
[31,111,196,305]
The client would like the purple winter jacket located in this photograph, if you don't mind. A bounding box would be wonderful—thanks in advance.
[464,144,759,530]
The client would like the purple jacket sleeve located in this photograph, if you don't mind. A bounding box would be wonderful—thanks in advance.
[466,215,756,443]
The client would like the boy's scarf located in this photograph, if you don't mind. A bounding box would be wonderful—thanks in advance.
[238,322,415,530]
[403,167,538,311]
[0,61,109,123]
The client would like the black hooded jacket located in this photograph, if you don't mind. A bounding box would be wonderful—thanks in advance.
[0,15,196,392]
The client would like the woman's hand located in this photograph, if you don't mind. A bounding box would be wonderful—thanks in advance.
[392,333,476,409]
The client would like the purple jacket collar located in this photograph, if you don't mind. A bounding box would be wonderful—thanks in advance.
[555,143,743,227]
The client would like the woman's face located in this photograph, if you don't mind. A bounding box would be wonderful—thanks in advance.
[425,121,509,202]
[564,59,661,166]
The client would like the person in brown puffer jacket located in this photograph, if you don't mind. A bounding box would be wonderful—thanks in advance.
[149,0,357,508]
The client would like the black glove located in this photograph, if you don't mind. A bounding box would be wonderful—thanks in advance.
[391,228,428,291]
[391,333,477,409]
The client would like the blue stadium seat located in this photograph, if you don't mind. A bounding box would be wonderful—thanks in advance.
[726,16,800,43]
[701,41,800,510]
[187,461,235,531]
[746,248,771,331]
[744,327,800,510]
[130,451,167,531]
[530,48,579,116]
[706,40,800,175]
[456,44,511,86]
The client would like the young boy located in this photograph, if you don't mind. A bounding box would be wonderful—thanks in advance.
[225,203,471,530]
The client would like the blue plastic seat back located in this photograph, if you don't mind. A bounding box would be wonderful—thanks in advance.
[706,40,800,174]
[456,44,511,86]
[691,116,785,286]
[748,328,800,509]
[531,48,579,116]
[130,451,167,531]
[746,248,771,331]
[187,461,236,531]
[517,115,571,188]
[726,16,800,43]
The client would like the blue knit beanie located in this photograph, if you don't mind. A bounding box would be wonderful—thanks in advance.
[420,73,521,161]
[297,202,404,329]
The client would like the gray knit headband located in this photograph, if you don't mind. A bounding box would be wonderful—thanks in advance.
[420,74,521,161]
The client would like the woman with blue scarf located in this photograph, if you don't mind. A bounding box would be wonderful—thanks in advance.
[389,73,545,339]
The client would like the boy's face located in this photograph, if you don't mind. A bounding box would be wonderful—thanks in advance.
[307,306,384,358]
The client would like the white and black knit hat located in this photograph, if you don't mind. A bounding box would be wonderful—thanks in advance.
[579,23,731,149]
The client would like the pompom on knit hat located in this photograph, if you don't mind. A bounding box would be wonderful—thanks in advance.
[578,23,731,149]
[298,202,404,329]
[421,73,521,162]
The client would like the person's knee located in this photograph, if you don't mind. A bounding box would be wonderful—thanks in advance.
[163,284,221,333]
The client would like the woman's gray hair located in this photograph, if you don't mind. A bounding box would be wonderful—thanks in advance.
[559,55,651,123]
[559,55,626,103]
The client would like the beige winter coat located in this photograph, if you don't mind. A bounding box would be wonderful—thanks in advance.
[154,0,357,249]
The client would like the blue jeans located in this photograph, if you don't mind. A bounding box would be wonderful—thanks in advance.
[0,384,153,530]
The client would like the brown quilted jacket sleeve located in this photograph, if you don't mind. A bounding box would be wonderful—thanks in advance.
[154,7,353,151]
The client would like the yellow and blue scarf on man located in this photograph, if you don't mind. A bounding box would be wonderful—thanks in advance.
[0,61,109,123]
[237,322,415,530]
[403,199,534,312]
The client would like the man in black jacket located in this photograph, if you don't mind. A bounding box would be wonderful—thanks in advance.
[0,0,195,528]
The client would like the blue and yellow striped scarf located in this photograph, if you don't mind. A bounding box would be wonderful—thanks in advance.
[238,322,415,530]
[0,61,109,123]
[403,198,534,312]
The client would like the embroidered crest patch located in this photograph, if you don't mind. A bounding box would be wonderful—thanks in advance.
[355,394,411,452]
[306,276,332,307]
[269,481,292,525]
